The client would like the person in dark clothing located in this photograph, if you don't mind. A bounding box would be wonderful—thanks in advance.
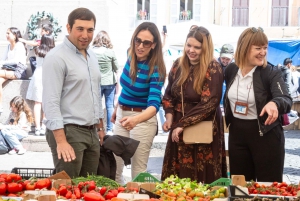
[281,58,293,95]
[224,27,292,182]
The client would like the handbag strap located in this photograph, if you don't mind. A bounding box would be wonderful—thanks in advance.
[181,85,216,121]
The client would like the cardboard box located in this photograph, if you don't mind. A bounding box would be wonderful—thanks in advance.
[139,183,159,198]
[117,193,149,200]
[23,190,56,201]
[48,171,72,189]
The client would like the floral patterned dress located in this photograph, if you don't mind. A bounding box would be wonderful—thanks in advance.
[161,58,227,183]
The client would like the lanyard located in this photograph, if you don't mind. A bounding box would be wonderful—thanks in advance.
[236,76,253,104]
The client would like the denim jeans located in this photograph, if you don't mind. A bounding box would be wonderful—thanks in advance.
[1,128,28,150]
[101,84,116,132]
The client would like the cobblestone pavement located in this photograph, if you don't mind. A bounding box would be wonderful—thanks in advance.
[283,130,300,183]
[0,130,299,183]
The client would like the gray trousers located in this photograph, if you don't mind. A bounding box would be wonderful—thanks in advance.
[46,125,100,178]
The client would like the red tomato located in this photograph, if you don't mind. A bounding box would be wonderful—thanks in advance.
[99,186,107,195]
[17,183,23,192]
[58,185,68,196]
[26,182,36,190]
[65,190,72,199]
[87,181,96,191]
[117,187,125,192]
[7,193,17,197]
[46,178,51,189]
[8,174,21,182]
[35,179,48,189]
[0,182,7,195]
[105,192,115,200]
[7,183,20,193]
[84,192,105,201]
[5,175,12,183]
[110,189,118,197]
[78,182,85,190]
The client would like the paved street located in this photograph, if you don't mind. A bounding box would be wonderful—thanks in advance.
[0,130,299,183]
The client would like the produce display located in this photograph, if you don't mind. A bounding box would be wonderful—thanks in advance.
[246,181,300,196]
[154,175,226,201]
[0,172,300,201]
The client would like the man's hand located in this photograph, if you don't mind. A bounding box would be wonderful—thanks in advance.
[98,130,105,145]
[53,129,76,162]
[56,141,76,162]
[260,101,279,125]
[111,109,117,124]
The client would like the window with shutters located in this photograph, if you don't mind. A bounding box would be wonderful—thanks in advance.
[137,0,150,20]
[271,0,289,26]
[232,0,249,26]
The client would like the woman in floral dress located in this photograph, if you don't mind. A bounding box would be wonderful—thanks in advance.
[161,26,227,183]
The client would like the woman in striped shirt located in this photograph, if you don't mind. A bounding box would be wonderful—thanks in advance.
[111,22,166,185]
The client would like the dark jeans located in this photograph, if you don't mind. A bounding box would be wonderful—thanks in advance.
[101,84,116,132]
[46,125,100,178]
[228,117,285,182]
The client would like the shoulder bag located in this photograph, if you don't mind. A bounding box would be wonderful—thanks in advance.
[181,85,214,144]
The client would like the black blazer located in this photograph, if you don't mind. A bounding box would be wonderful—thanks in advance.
[223,63,292,134]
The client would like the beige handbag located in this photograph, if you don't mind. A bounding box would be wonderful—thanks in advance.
[181,86,214,144]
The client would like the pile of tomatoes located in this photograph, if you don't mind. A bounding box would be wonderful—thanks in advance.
[0,173,52,196]
[0,173,129,200]
[247,181,300,196]
[57,181,126,200]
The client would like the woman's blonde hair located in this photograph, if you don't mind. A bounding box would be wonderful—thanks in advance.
[10,96,33,124]
[128,22,166,83]
[177,26,214,94]
[235,27,268,68]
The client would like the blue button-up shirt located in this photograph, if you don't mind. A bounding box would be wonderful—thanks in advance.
[42,36,103,130]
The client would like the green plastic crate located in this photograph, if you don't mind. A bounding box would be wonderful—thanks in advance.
[210,178,231,187]
[132,173,160,183]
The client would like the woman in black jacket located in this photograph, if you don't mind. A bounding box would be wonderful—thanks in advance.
[223,27,292,182]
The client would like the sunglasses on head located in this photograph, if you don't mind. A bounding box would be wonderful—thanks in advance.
[134,37,153,48]
[251,27,264,33]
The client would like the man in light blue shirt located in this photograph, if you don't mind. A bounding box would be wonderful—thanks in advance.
[42,8,105,178]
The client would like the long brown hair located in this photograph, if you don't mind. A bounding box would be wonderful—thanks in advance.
[128,22,166,83]
[235,27,268,68]
[177,26,214,94]
[35,34,55,58]
[10,96,33,124]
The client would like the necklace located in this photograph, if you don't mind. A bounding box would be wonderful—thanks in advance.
[137,60,147,77]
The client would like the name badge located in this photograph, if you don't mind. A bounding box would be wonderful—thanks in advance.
[234,101,249,115]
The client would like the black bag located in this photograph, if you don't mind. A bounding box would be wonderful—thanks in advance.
[2,64,17,71]
[29,56,37,74]
[0,131,11,154]
[97,146,117,180]
[2,62,27,79]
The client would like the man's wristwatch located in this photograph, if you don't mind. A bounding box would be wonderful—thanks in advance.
[97,127,104,132]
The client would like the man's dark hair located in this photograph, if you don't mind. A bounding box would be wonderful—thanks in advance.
[42,23,53,35]
[68,8,96,29]
[283,58,292,65]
